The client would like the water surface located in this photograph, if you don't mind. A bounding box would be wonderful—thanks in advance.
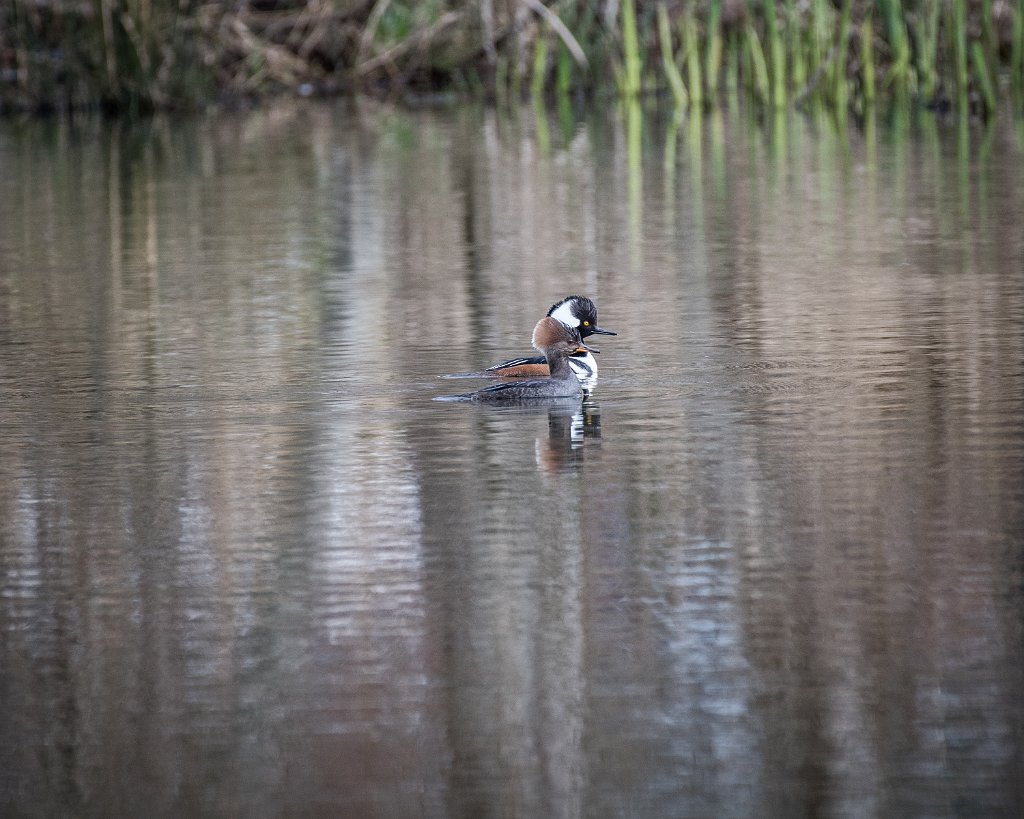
[1,101,1023,818]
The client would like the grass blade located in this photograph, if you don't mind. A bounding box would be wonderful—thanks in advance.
[657,2,688,108]
[683,10,703,108]
[706,0,723,102]
[745,21,771,105]
[763,0,787,108]
[861,16,875,105]
[621,0,643,97]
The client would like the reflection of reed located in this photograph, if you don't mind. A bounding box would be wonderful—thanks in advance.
[626,98,644,269]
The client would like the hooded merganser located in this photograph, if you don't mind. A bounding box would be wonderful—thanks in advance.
[457,317,594,401]
[485,295,616,382]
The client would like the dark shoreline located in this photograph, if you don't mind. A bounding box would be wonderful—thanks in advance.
[2,1,1022,117]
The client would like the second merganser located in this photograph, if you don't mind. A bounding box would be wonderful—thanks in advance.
[485,295,616,382]
[456,317,594,401]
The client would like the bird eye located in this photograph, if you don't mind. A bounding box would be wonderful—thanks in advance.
[583,320,590,326]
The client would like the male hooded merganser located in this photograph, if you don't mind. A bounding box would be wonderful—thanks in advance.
[459,317,594,401]
[486,295,616,382]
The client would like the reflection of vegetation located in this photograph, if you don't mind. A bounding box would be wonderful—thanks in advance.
[1,1,1022,115]
[626,96,643,265]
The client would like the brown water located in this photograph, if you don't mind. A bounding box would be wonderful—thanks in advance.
[1,100,1022,818]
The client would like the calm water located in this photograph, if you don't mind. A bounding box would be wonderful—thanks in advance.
[1,100,1023,818]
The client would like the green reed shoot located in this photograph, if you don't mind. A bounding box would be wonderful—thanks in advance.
[725,28,740,102]
[832,0,853,109]
[861,16,875,105]
[763,0,787,108]
[915,0,941,102]
[621,0,643,96]
[532,31,549,99]
[657,3,687,108]
[785,0,805,94]
[809,0,833,85]
[879,0,912,94]
[706,0,724,103]
[682,10,703,108]
[745,21,771,106]
[976,20,999,122]
[556,43,573,97]
[951,0,970,101]
[981,0,995,65]
[971,42,997,115]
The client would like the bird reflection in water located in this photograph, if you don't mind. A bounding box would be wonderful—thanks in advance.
[536,394,601,473]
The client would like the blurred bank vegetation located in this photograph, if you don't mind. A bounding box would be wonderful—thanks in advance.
[2,0,1022,115]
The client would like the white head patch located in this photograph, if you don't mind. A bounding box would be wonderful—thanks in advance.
[549,300,581,328]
